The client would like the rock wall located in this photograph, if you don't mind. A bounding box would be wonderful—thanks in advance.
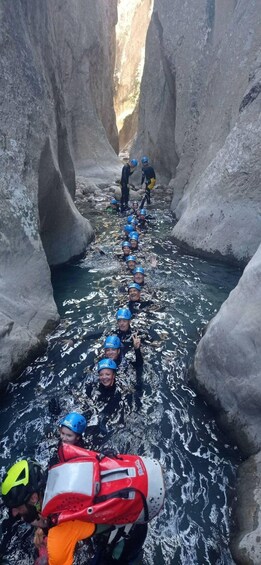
[193,244,261,563]
[0,0,119,384]
[194,243,261,457]
[114,0,152,152]
[135,0,261,264]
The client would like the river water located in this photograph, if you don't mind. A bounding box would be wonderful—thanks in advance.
[0,196,242,564]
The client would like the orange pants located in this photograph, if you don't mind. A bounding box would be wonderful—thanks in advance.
[47,520,95,565]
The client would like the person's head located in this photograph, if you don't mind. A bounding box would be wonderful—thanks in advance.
[132,201,139,211]
[122,241,131,256]
[128,283,141,302]
[139,208,147,220]
[133,266,145,285]
[1,460,45,520]
[59,412,87,445]
[110,197,118,209]
[123,224,133,238]
[130,158,138,170]
[130,232,139,250]
[103,335,121,361]
[116,308,132,332]
[98,358,117,388]
[126,255,137,271]
[141,156,149,166]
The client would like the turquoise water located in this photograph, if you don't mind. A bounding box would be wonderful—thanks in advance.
[0,203,242,564]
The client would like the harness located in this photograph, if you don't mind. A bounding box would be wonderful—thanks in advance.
[42,444,165,526]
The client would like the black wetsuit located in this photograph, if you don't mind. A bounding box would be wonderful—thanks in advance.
[120,164,134,213]
[127,299,154,316]
[141,164,156,206]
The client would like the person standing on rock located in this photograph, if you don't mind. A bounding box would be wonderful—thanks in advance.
[120,159,138,214]
[140,156,156,207]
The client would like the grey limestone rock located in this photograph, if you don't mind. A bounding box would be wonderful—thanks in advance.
[193,243,261,561]
[194,243,261,456]
[231,451,261,565]
[135,0,261,264]
[0,0,119,384]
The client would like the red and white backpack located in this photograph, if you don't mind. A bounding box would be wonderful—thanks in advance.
[42,443,165,525]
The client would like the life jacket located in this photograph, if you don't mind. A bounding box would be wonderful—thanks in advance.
[41,444,165,526]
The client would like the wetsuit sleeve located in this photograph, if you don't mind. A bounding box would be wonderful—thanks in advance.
[47,521,95,565]
[134,347,143,381]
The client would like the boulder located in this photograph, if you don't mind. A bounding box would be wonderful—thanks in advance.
[194,243,261,456]
[231,451,261,565]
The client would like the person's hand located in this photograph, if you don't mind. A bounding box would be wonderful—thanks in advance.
[34,528,45,549]
[132,334,141,349]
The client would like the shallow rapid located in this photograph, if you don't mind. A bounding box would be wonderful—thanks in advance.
[0,199,242,564]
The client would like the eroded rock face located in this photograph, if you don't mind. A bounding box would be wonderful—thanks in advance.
[135,0,261,263]
[194,243,261,457]
[0,0,119,383]
[193,241,261,562]
[114,0,153,151]
[231,451,261,565]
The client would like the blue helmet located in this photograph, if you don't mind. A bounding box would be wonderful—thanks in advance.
[104,335,121,349]
[130,159,138,167]
[122,241,131,248]
[111,198,118,205]
[131,218,138,226]
[133,267,145,275]
[124,224,133,233]
[130,232,139,241]
[126,255,137,263]
[128,283,141,292]
[127,215,134,224]
[59,412,87,435]
[116,308,132,320]
[98,358,117,372]
[139,208,147,216]
[141,156,149,164]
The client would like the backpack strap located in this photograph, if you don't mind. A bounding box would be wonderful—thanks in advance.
[95,487,149,522]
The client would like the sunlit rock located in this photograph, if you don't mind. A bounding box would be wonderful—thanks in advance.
[114,0,153,152]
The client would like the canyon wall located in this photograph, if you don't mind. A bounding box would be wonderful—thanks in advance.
[135,2,261,562]
[135,0,261,264]
[114,0,153,152]
[0,0,119,384]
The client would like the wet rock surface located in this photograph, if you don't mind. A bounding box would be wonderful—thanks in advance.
[0,0,120,384]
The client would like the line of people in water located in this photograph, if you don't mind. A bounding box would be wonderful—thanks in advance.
[1,157,161,565]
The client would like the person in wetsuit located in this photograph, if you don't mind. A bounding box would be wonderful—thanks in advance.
[106,197,120,214]
[120,159,138,213]
[127,283,153,316]
[1,458,147,565]
[140,156,156,207]
[48,412,88,468]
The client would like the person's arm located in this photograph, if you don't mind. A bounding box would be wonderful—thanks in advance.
[132,335,143,380]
